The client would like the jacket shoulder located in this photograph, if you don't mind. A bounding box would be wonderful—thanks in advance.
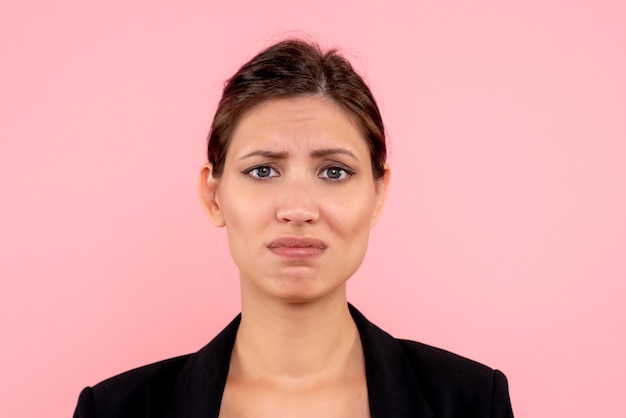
[74,354,191,418]
[74,315,242,418]
[398,338,495,383]
[397,339,513,417]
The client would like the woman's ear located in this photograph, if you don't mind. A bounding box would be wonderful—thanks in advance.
[199,163,225,227]
[370,163,391,228]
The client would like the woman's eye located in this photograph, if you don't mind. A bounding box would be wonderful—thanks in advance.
[320,166,352,181]
[245,165,278,179]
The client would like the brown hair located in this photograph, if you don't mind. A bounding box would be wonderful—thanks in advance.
[207,39,386,179]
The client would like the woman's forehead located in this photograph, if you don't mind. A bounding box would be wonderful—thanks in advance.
[228,97,368,155]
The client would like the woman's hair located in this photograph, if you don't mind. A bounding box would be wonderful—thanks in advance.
[207,39,386,179]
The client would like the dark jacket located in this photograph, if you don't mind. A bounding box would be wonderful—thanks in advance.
[73,305,514,417]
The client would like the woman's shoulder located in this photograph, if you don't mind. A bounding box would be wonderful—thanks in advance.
[396,337,511,387]
[397,337,500,381]
[351,305,505,383]
[396,338,513,416]
[93,354,192,392]
[349,305,513,416]
[73,317,241,417]
[73,354,192,418]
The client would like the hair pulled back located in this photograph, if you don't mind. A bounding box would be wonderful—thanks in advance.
[207,39,386,179]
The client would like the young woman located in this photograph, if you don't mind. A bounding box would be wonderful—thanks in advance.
[74,39,514,418]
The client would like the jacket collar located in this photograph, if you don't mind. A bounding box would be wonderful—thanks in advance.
[166,304,433,417]
[350,304,433,417]
[165,315,239,418]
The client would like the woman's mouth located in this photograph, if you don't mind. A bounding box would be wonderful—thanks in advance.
[267,237,327,261]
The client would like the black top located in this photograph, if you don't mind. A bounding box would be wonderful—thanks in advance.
[73,305,514,417]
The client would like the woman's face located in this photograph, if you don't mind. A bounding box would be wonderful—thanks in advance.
[200,96,389,304]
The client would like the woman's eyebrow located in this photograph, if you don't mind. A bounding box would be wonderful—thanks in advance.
[310,148,360,161]
[239,148,359,161]
[239,150,288,160]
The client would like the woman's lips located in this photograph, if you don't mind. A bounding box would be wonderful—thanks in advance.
[267,237,327,261]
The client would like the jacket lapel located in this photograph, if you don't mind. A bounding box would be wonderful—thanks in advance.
[165,315,241,418]
[350,305,434,418]
[166,306,433,417]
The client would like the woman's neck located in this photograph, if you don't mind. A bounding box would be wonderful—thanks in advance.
[231,290,362,386]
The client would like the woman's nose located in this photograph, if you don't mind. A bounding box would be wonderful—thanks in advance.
[275,178,320,225]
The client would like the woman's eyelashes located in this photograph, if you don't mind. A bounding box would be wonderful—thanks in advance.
[318,165,355,181]
[242,163,356,182]
[243,165,279,180]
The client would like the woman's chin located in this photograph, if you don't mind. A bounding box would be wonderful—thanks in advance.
[243,273,346,305]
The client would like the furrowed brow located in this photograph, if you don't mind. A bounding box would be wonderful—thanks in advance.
[310,148,360,161]
[239,150,288,160]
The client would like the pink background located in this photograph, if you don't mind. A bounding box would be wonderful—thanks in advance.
[2,1,625,416]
